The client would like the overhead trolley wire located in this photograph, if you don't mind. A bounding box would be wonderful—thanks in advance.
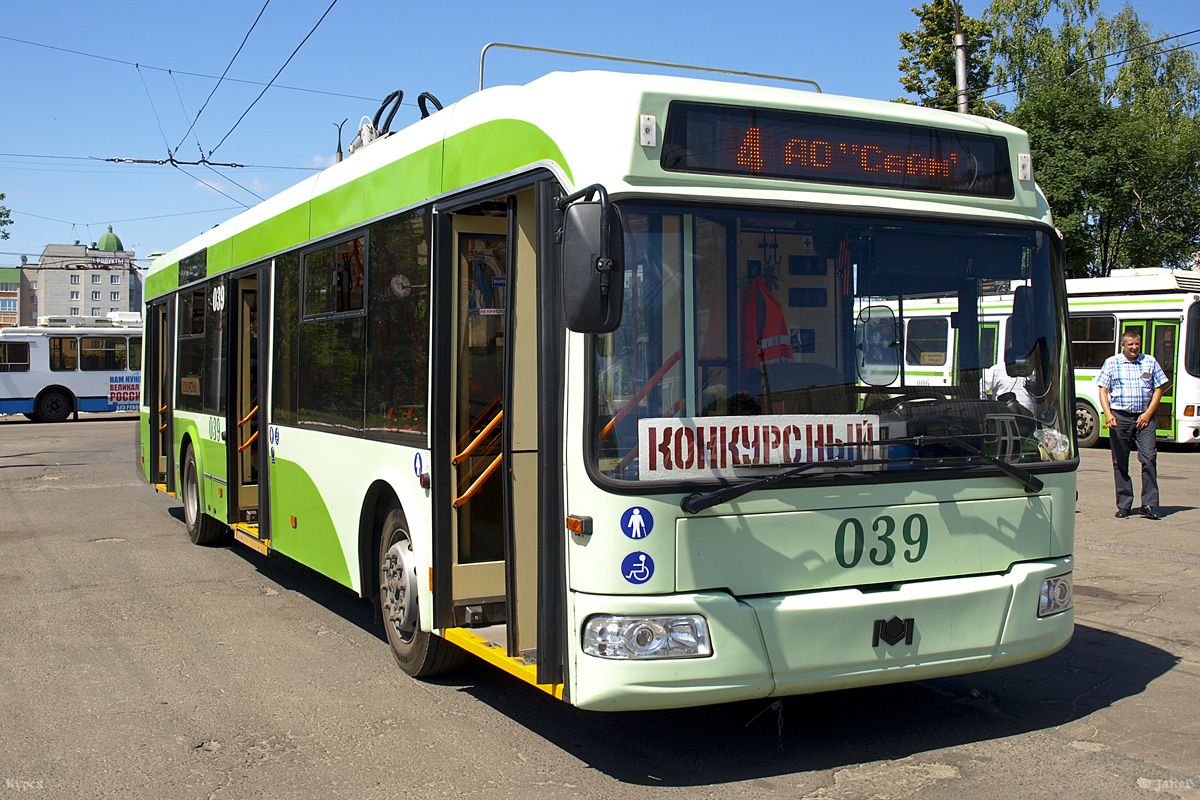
[174,0,272,155]
[207,0,340,158]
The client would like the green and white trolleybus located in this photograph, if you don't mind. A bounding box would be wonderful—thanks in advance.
[1068,268,1200,447]
[140,57,1076,711]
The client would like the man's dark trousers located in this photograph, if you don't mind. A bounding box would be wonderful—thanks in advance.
[1110,409,1159,512]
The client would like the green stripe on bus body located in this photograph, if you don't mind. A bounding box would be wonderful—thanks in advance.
[269,459,354,589]
[442,119,573,191]
[146,119,570,299]
[146,263,180,300]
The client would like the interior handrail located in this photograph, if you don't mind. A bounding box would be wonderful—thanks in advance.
[457,395,502,451]
[454,410,503,466]
[453,453,503,508]
[600,349,683,440]
[237,430,259,452]
[237,404,258,428]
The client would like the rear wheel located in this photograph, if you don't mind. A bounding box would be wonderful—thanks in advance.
[35,390,72,423]
[379,506,463,677]
[1076,400,1100,448]
[181,445,230,545]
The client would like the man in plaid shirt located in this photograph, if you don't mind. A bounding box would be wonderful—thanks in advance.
[1097,331,1170,520]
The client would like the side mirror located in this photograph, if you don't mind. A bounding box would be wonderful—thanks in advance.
[560,185,624,333]
[856,305,900,386]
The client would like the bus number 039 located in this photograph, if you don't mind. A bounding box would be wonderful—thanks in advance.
[834,514,929,568]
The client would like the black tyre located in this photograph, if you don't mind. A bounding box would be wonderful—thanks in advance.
[23,413,40,422]
[379,506,464,677]
[181,445,231,545]
[1075,400,1100,448]
[35,390,72,423]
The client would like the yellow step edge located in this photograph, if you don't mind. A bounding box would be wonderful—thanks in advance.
[154,483,176,498]
[232,524,270,556]
[441,628,564,701]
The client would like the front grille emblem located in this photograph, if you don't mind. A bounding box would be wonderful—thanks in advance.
[873,616,915,647]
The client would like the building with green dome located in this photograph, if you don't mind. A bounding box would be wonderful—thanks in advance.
[18,226,143,326]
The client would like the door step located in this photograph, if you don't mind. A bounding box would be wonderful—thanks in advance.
[232,522,270,556]
[154,483,175,498]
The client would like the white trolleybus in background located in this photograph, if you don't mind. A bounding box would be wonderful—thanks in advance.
[139,47,1076,711]
[1067,268,1200,448]
[0,314,142,422]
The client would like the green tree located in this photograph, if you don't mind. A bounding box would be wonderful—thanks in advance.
[896,0,1001,116]
[0,193,11,240]
[986,0,1200,276]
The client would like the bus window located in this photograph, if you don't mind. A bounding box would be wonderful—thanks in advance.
[906,318,948,366]
[49,337,78,371]
[1186,302,1200,379]
[129,337,142,371]
[1068,315,1115,369]
[0,341,30,372]
[178,290,206,411]
[81,337,127,371]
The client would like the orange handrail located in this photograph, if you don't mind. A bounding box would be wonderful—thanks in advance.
[600,349,683,440]
[457,396,502,451]
[453,410,503,466]
[158,404,168,414]
[237,430,259,452]
[238,405,259,428]
[453,453,502,508]
[158,422,168,432]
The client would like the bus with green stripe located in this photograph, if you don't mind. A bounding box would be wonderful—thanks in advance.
[140,55,1076,711]
[1067,268,1200,448]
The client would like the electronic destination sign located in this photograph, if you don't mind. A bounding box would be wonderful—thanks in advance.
[661,101,1015,199]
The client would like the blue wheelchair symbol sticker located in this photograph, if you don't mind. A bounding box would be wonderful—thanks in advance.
[620,506,653,539]
[414,452,423,477]
[621,551,654,585]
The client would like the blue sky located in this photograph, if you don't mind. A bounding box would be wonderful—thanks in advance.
[1,0,1196,267]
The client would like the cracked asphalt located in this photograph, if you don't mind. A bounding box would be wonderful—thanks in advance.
[0,415,1196,799]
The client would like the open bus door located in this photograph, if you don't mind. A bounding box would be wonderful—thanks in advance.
[226,267,270,554]
[147,299,175,491]
[429,181,566,691]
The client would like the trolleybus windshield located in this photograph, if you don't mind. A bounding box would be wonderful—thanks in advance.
[591,205,1071,484]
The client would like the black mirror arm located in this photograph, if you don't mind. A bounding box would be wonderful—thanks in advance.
[559,184,614,297]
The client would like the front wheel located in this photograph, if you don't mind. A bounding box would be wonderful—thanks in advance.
[1075,400,1100,448]
[378,506,463,677]
[181,445,230,545]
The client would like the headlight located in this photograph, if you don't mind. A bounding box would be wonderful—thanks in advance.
[1039,573,1073,617]
[582,614,712,659]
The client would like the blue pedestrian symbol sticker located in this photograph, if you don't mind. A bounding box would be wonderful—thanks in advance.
[621,551,654,585]
[414,452,423,477]
[620,506,653,539]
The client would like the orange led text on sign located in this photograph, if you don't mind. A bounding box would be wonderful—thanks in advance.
[733,128,963,179]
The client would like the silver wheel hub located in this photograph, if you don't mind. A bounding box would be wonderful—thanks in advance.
[382,538,419,641]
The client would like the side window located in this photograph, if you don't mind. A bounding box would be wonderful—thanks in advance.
[80,337,127,370]
[906,318,948,366]
[304,235,365,317]
[129,337,143,371]
[204,278,227,414]
[49,337,78,371]
[299,233,368,432]
[0,341,30,372]
[1068,314,1116,369]
[272,253,300,426]
[177,290,206,411]
[366,210,431,440]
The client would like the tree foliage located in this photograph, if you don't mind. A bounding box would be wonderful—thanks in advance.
[985,0,1200,276]
[0,193,11,241]
[896,0,1001,116]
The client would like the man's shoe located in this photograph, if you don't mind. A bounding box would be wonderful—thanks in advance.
[1142,508,1162,520]
[1115,508,1131,518]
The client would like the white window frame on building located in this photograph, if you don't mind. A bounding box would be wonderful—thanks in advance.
[91,275,101,284]
[90,307,101,316]
[70,275,80,285]
[70,307,80,315]
[110,275,121,284]
[70,291,79,300]
[110,291,119,301]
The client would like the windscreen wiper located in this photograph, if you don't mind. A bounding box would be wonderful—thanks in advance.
[681,457,878,514]
[920,434,1043,494]
[678,433,1042,514]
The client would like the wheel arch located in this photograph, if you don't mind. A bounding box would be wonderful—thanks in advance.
[34,385,76,415]
[359,479,402,605]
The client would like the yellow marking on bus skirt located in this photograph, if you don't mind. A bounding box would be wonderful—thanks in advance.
[154,483,176,498]
[442,628,565,700]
